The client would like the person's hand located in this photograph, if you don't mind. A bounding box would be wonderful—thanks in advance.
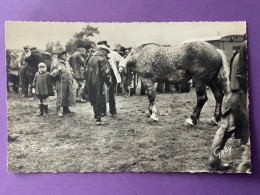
[119,67,124,73]
[58,66,66,74]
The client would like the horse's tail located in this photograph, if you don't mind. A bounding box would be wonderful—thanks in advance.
[216,49,231,93]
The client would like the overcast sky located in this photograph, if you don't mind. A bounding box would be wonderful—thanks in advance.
[5,22,246,50]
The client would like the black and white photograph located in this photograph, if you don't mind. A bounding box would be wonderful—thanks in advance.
[6,21,250,173]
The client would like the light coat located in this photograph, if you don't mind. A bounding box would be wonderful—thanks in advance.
[50,59,75,107]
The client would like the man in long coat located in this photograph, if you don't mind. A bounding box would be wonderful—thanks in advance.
[25,47,43,97]
[209,40,250,172]
[50,47,76,116]
[85,45,112,125]
[97,41,124,117]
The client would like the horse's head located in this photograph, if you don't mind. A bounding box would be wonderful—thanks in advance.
[118,48,138,71]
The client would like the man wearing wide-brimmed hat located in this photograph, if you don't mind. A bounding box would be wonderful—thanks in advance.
[25,47,43,97]
[50,47,75,117]
[97,41,124,118]
[85,44,112,125]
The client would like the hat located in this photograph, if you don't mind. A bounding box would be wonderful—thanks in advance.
[55,47,67,56]
[38,62,47,68]
[97,41,110,48]
[10,51,19,58]
[30,47,38,52]
[97,45,110,53]
[23,45,29,49]
[120,46,126,52]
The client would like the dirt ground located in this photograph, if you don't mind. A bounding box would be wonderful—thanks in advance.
[7,88,246,173]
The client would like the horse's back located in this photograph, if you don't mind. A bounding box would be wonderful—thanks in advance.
[135,44,177,80]
[133,41,223,84]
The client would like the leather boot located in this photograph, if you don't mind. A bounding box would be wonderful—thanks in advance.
[43,105,48,117]
[37,104,43,116]
[209,127,231,171]
[63,106,73,114]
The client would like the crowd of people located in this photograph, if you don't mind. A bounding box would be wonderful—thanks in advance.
[6,41,131,122]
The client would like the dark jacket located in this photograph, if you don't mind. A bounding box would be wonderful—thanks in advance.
[25,51,43,76]
[236,41,248,92]
[33,71,54,97]
[69,51,87,79]
[85,50,111,105]
[230,41,248,93]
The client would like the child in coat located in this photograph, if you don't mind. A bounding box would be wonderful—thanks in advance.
[32,62,54,117]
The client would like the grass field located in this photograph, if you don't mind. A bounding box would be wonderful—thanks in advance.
[7,89,245,173]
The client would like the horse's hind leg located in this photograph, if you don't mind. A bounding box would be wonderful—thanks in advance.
[186,82,208,126]
[141,77,160,121]
[209,76,224,125]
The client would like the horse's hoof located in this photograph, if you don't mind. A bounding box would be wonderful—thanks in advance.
[145,110,151,117]
[208,117,219,126]
[185,118,194,126]
[150,114,159,122]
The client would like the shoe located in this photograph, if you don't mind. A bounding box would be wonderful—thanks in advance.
[21,94,27,98]
[95,118,102,126]
[95,121,102,126]
[209,158,231,171]
[57,107,63,117]
[63,106,74,114]
[111,114,117,118]
[43,105,48,117]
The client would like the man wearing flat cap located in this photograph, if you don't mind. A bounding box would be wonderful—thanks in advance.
[25,47,43,97]
[85,45,112,125]
[69,43,88,103]
[18,45,31,97]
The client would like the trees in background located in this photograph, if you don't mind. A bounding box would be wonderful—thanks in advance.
[65,25,99,54]
[45,25,99,54]
[45,41,62,54]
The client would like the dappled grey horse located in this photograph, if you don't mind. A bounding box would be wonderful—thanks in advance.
[119,42,230,125]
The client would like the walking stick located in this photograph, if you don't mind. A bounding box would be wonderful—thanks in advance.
[59,69,63,107]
